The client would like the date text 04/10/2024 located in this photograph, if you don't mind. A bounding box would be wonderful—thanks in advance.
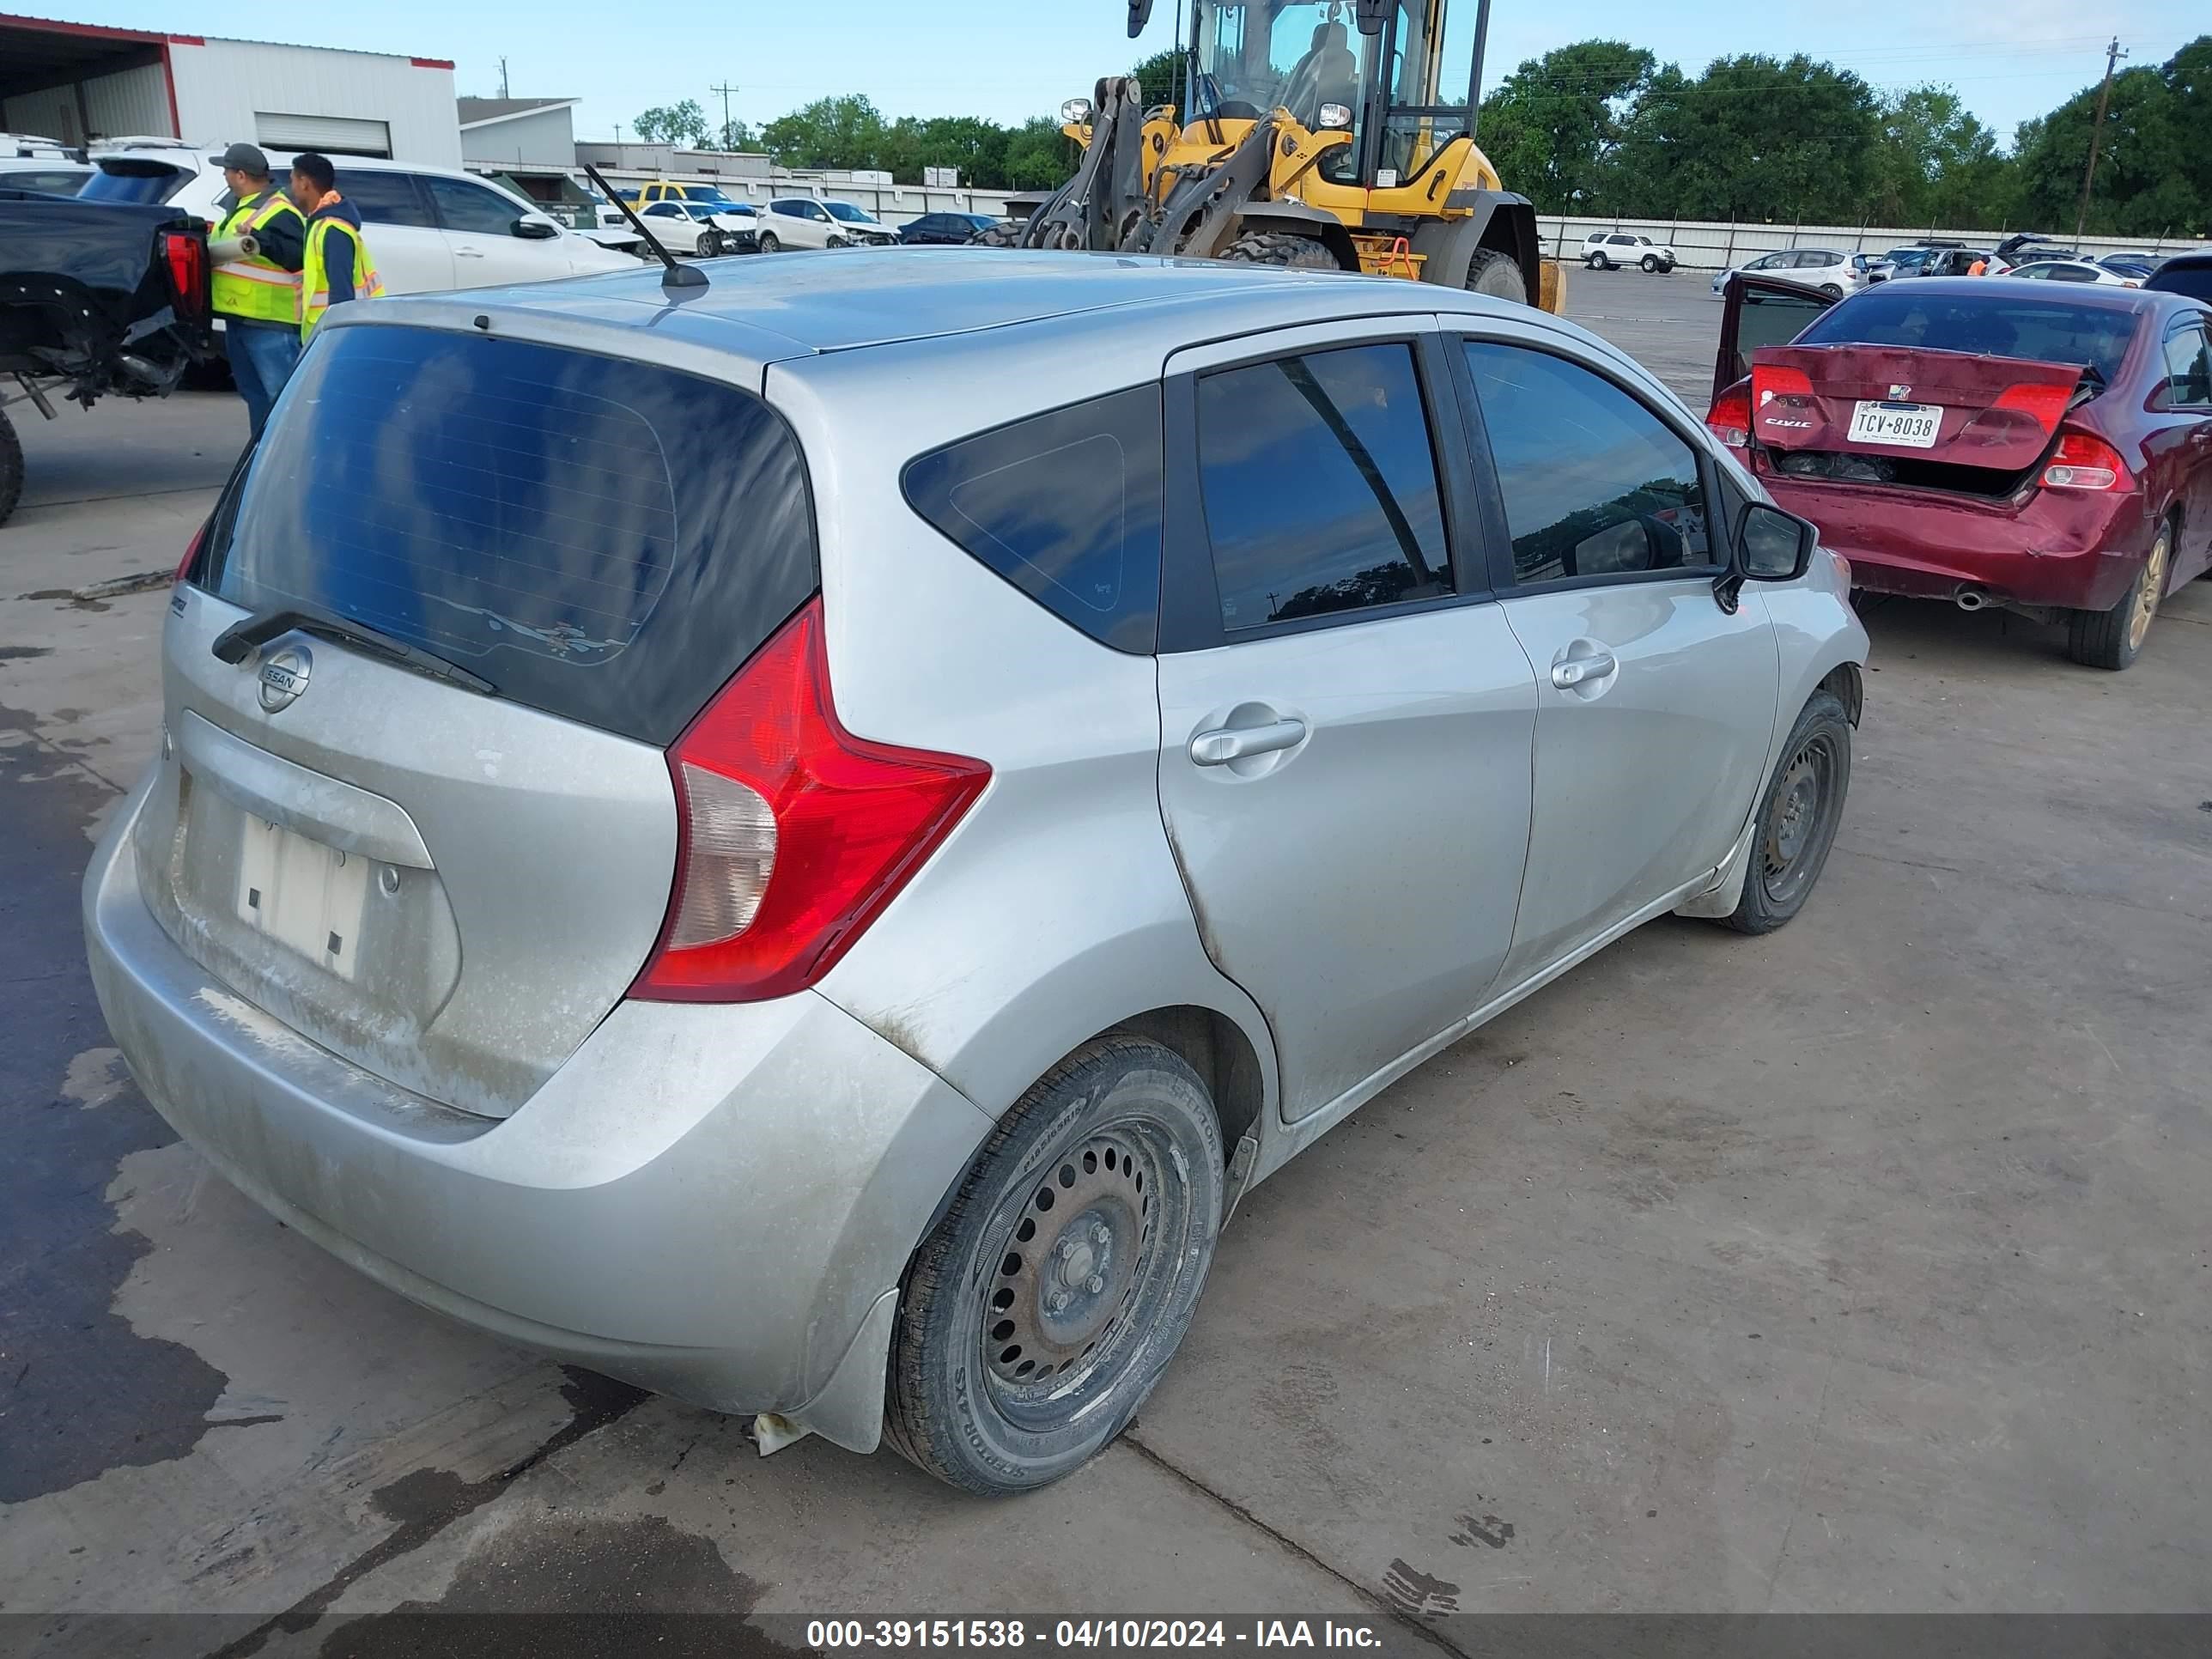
[804,1621,1384,1650]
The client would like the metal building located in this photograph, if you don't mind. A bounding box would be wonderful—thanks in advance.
[0,13,460,164]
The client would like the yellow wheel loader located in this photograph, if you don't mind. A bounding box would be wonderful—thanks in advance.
[984,0,1566,313]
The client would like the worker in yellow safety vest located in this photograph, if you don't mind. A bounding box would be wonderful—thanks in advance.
[288,151,386,345]
[207,143,306,440]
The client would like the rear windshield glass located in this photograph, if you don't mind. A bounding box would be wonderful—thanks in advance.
[1797,289,2141,384]
[200,326,817,745]
[2146,264,2212,303]
[80,160,190,204]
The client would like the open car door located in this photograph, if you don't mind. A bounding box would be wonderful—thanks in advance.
[1713,273,1840,404]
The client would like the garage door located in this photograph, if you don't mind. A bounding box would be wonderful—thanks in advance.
[254,113,392,158]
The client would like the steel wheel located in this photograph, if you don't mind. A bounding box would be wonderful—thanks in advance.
[1760,731,1841,908]
[885,1037,1223,1493]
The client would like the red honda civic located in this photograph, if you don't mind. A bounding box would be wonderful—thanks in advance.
[1706,275,2212,669]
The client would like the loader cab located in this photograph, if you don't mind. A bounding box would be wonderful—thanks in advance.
[1185,0,1484,188]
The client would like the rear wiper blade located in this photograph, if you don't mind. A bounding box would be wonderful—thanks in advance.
[211,605,496,695]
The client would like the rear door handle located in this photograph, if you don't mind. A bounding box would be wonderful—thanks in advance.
[1551,651,1618,689]
[1189,719,1306,766]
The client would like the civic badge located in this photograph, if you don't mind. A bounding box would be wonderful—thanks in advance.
[1889,384,1912,398]
[258,643,312,713]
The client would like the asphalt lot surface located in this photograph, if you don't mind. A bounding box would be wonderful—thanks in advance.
[3,267,2209,1650]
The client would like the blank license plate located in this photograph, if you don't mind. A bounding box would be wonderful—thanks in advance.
[1849,400,1942,447]
[236,818,369,981]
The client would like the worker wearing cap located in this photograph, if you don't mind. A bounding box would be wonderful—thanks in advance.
[207,142,306,440]
[289,151,385,345]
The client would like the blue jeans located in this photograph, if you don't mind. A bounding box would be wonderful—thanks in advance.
[226,321,301,441]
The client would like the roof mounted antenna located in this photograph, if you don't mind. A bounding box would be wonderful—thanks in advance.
[586,162,707,291]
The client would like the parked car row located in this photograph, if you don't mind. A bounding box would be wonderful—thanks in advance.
[1708,269,2212,671]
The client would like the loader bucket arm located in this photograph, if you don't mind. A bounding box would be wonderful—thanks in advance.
[1025,76,1151,251]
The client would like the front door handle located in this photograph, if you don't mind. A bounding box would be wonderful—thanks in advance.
[1190,718,1306,767]
[454,246,485,258]
[1551,651,1619,689]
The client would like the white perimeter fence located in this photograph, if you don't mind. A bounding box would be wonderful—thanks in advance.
[1537,216,2205,272]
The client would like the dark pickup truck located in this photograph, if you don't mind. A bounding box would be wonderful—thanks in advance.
[1,187,212,525]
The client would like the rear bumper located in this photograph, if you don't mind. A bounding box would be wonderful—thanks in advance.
[1759,469,2153,611]
[83,766,994,1451]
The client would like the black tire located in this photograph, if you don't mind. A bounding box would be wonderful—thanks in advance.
[1218,229,1343,270]
[757,231,781,253]
[1641,253,1661,273]
[969,220,1025,247]
[1590,252,1613,271]
[828,234,848,249]
[1464,246,1528,303]
[884,1037,1224,1494]
[1820,283,1844,298]
[2067,519,2172,672]
[1719,690,1851,935]
[0,408,21,529]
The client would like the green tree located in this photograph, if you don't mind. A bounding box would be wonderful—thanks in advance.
[2009,39,2208,238]
[760,94,890,172]
[1131,46,1188,109]
[1000,116,1077,190]
[632,99,709,147]
[1869,86,2014,228]
[1475,40,1655,212]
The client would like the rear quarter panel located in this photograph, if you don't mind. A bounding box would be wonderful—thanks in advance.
[768,328,1280,1130]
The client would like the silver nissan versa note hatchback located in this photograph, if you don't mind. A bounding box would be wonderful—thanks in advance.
[85,250,1869,1493]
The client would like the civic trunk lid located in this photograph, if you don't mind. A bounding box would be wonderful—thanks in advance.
[1748,343,2082,476]
[146,321,817,1118]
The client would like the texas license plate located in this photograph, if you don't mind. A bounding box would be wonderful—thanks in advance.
[1849,400,1942,447]
[236,817,369,981]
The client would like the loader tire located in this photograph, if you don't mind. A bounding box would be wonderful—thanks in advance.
[0,409,22,529]
[969,221,1026,247]
[1463,247,1528,304]
[1219,231,1344,270]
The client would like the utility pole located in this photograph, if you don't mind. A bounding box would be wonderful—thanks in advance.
[2075,36,2127,243]
[710,81,739,149]
[498,57,509,99]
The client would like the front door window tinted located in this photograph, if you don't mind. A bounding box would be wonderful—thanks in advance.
[902,386,1164,653]
[1196,343,1452,630]
[1463,343,1711,584]
[428,176,522,234]
[340,170,437,228]
[2161,323,2212,406]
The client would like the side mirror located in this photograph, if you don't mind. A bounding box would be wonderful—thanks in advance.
[1735,501,1817,581]
[1355,0,1391,33]
[513,215,559,240]
[1127,0,1152,38]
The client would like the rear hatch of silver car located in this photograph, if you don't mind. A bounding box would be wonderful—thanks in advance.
[148,321,817,1118]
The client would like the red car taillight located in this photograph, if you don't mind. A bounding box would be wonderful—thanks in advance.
[1992,381,2073,435]
[1707,382,1751,448]
[160,228,208,325]
[174,520,206,585]
[2041,429,2131,492]
[1751,363,1815,409]
[629,599,990,1004]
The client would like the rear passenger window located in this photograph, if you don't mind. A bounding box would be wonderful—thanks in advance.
[1196,343,1451,631]
[1463,342,1711,585]
[341,170,437,229]
[902,386,1164,653]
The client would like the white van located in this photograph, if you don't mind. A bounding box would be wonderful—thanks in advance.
[81,141,641,298]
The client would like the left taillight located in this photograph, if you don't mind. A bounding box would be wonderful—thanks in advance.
[1707,382,1752,449]
[174,520,206,586]
[629,598,991,1004]
[160,228,208,326]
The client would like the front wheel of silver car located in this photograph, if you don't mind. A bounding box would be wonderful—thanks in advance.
[1719,689,1851,936]
[885,1037,1224,1494]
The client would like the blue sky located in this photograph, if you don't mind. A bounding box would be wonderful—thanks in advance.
[52,1,2210,147]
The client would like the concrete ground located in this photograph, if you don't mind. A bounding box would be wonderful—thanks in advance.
[2,271,2208,1651]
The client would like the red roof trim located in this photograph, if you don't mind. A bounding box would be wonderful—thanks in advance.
[410,56,454,69]
[167,33,204,45]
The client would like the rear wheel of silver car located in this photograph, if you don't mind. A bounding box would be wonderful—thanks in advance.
[2067,520,2171,672]
[1821,283,1844,298]
[1721,690,1851,936]
[885,1037,1224,1493]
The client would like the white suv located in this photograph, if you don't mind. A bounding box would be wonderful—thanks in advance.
[81,141,638,299]
[1582,231,1677,273]
[757,196,897,252]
